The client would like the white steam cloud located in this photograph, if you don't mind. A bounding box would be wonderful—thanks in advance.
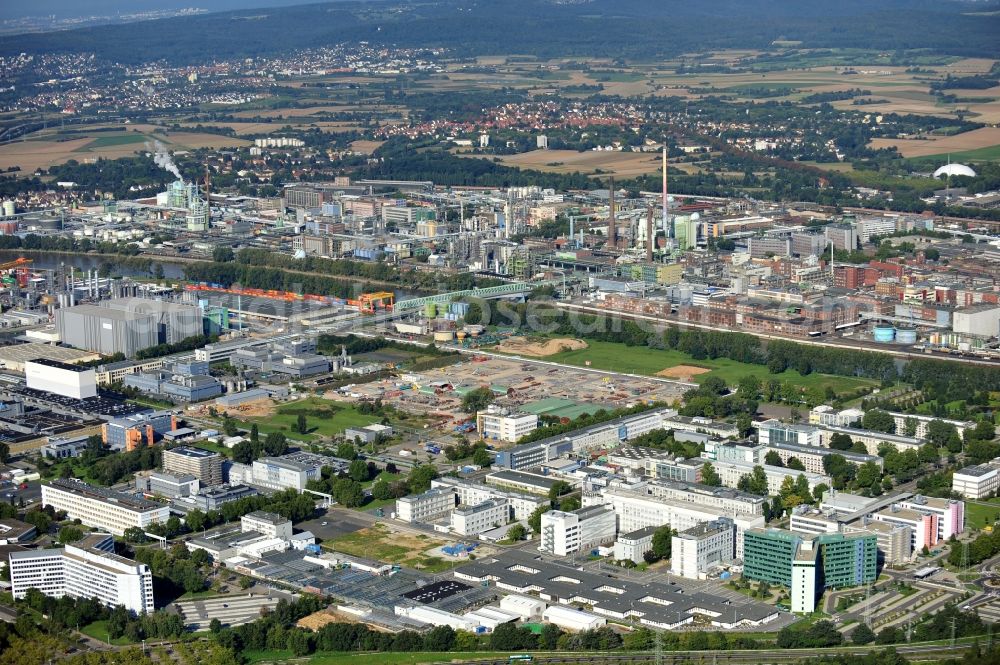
[148,140,182,180]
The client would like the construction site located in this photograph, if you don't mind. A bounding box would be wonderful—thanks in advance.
[333,354,689,436]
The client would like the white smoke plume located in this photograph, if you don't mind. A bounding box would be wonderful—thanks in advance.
[148,140,182,180]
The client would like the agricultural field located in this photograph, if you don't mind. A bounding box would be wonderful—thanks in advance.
[869,126,1000,160]
[238,396,379,442]
[542,339,878,397]
[487,148,663,178]
[0,124,248,174]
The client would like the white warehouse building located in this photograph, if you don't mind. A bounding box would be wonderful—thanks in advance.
[25,358,97,399]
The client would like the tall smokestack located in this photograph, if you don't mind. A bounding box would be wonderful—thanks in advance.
[646,206,654,263]
[608,176,616,249]
[662,146,670,238]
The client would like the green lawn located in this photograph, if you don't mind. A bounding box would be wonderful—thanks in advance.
[246,651,532,665]
[966,500,1000,529]
[190,440,232,457]
[541,339,877,396]
[240,397,379,441]
[80,620,135,646]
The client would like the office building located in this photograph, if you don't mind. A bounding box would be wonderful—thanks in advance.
[896,496,964,541]
[451,499,511,536]
[0,518,36,545]
[396,487,456,523]
[539,505,617,556]
[476,406,538,443]
[494,408,673,470]
[170,484,258,515]
[228,455,323,492]
[102,410,178,452]
[613,526,656,564]
[430,477,546,520]
[163,446,224,486]
[343,423,394,444]
[241,511,293,540]
[953,465,1000,499]
[135,471,199,498]
[24,359,97,399]
[743,528,876,613]
[711,459,831,495]
[41,479,168,536]
[10,535,154,614]
[756,419,822,448]
[670,518,736,580]
[596,483,764,558]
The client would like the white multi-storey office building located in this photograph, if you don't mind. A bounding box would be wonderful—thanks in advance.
[539,506,617,557]
[10,535,154,614]
[42,479,169,536]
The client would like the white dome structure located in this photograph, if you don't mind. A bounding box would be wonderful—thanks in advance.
[934,163,976,178]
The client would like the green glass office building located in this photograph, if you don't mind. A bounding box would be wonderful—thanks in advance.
[743,528,876,589]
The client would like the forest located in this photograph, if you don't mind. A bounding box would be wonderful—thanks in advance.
[2,0,998,65]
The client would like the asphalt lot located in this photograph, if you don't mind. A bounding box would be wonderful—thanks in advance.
[297,507,372,542]
[173,592,286,630]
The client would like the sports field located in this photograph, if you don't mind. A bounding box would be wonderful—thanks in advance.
[543,339,878,396]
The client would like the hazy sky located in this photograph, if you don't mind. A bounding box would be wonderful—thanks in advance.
[0,0,326,21]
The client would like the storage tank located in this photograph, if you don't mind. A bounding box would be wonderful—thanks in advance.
[0,221,18,235]
[2,200,15,217]
[425,303,438,319]
[456,331,468,341]
[433,330,454,342]
[895,327,917,345]
[464,325,485,337]
[873,325,896,343]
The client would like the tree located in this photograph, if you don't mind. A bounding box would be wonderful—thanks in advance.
[222,417,239,437]
[408,464,439,494]
[264,432,288,456]
[296,413,308,435]
[862,409,895,434]
[348,458,369,483]
[0,441,9,463]
[765,450,784,467]
[813,483,829,503]
[737,374,761,399]
[736,412,753,437]
[123,527,148,543]
[213,246,236,263]
[787,457,806,472]
[856,461,882,490]
[250,423,259,444]
[701,462,721,487]
[829,432,854,451]
[903,417,919,437]
[461,387,495,414]
[333,479,364,508]
[528,505,550,533]
[926,419,959,448]
[539,623,562,650]
[560,496,581,511]
[371,480,392,501]
[472,446,492,468]
[58,524,84,544]
[548,481,573,501]
[209,618,223,634]
[424,625,456,651]
[852,623,876,645]
[506,523,527,541]
[651,525,674,560]
[335,442,356,460]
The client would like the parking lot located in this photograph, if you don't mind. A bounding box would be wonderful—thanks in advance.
[173,592,286,630]
[297,508,372,542]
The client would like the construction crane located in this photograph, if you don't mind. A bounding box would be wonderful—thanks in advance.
[0,257,32,287]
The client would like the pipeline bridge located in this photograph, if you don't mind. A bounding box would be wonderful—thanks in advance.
[394,282,538,311]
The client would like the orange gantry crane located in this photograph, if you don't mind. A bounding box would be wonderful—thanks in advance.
[0,257,32,287]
